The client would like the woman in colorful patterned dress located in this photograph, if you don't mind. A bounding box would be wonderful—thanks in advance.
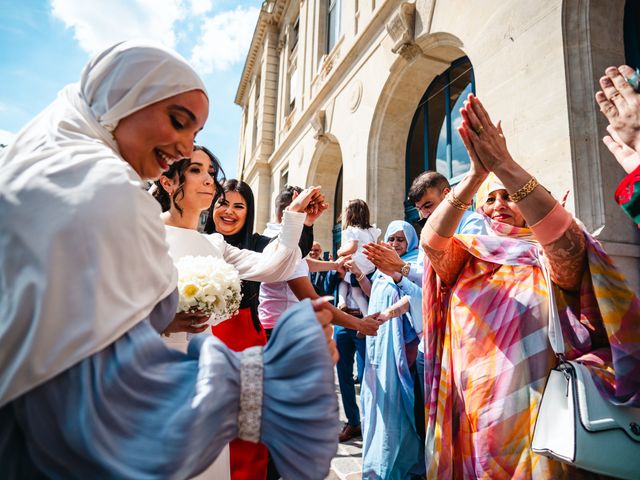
[420,93,640,479]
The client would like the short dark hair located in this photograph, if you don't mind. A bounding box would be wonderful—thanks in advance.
[275,185,303,220]
[344,199,372,229]
[152,145,225,215]
[407,171,450,203]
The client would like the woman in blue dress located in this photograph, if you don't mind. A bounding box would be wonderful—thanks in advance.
[0,40,339,479]
[361,220,425,479]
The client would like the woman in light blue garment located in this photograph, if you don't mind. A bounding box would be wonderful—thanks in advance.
[361,221,425,479]
[0,41,338,480]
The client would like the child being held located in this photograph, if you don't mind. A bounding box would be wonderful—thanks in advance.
[337,199,381,314]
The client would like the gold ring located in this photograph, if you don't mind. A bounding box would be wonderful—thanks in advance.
[475,125,484,135]
[610,91,621,100]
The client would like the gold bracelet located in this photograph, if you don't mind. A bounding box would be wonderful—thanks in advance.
[510,177,539,203]
[446,190,472,211]
[356,272,366,281]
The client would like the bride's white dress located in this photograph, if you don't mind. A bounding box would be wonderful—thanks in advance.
[163,226,231,480]
[161,211,305,479]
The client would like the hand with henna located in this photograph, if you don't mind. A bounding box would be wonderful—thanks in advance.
[595,65,640,153]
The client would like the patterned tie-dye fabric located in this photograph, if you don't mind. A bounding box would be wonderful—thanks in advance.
[422,230,640,479]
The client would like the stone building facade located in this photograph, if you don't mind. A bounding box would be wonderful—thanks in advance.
[235,0,640,292]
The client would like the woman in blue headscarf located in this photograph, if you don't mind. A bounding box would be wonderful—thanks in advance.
[360,220,425,479]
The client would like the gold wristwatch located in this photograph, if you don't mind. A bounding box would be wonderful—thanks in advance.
[400,262,411,277]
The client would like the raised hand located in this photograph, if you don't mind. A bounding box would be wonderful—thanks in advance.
[596,65,640,152]
[459,94,513,174]
[603,125,640,174]
[163,311,209,335]
[287,186,329,226]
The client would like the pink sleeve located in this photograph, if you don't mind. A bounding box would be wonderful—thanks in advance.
[530,202,573,246]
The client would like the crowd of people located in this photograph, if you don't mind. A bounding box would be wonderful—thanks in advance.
[1,40,640,480]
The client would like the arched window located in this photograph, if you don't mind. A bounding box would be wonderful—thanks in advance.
[404,57,475,222]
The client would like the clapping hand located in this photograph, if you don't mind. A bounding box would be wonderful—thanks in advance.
[363,242,403,277]
[603,125,640,174]
[596,65,640,153]
[458,94,511,176]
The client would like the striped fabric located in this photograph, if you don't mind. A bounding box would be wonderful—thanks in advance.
[615,163,640,227]
[422,231,640,479]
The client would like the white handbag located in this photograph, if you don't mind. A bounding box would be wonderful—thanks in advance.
[530,261,640,479]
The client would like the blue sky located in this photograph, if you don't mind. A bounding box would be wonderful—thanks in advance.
[0,0,263,177]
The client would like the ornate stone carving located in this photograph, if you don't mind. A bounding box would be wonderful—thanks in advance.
[386,2,421,60]
[310,110,327,141]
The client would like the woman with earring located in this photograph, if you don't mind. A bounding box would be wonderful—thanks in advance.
[420,94,640,479]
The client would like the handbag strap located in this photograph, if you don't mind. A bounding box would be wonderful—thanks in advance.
[540,254,566,356]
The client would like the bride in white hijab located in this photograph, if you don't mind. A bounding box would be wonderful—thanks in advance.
[0,41,339,479]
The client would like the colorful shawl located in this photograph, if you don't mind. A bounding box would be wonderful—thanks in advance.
[422,228,640,479]
[615,163,640,227]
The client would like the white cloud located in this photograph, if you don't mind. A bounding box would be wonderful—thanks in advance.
[190,6,260,74]
[0,129,16,146]
[51,0,186,54]
[189,0,212,15]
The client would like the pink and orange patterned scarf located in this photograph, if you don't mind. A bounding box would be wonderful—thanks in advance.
[422,227,640,479]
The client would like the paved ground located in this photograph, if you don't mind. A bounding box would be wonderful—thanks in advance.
[326,374,363,480]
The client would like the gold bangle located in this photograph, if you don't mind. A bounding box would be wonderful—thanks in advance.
[446,190,472,211]
[510,177,539,203]
[356,272,365,281]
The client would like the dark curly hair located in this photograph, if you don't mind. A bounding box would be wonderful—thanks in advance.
[152,145,225,215]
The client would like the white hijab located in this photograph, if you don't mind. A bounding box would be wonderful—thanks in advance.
[0,41,208,406]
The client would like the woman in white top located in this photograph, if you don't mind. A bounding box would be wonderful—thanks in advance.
[153,146,324,480]
[0,40,339,479]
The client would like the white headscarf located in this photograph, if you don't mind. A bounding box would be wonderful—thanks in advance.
[0,41,208,406]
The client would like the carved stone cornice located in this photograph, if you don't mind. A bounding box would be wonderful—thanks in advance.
[310,110,326,140]
[386,2,421,61]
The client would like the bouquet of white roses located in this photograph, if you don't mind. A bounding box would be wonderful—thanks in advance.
[175,255,242,326]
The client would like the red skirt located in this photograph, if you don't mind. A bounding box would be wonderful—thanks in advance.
[211,307,268,480]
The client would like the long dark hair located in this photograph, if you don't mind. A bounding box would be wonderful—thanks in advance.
[205,179,265,333]
[204,179,256,249]
[152,145,225,214]
[344,198,372,229]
